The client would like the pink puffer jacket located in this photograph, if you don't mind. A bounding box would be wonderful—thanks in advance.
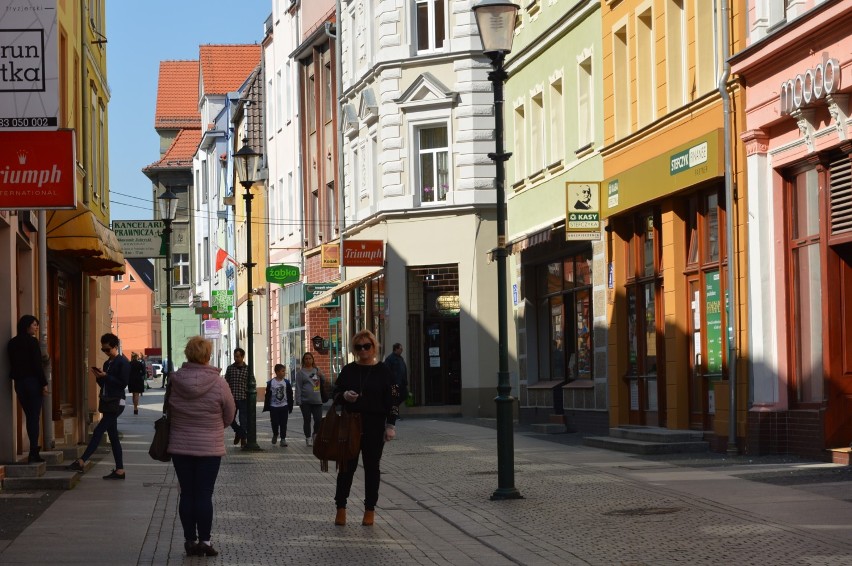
[167,362,236,457]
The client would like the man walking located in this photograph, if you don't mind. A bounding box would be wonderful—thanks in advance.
[384,343,409,408]
[225,348,248,447]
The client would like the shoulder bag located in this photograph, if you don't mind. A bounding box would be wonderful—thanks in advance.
[148,383,171,462]
[312,398,361,472]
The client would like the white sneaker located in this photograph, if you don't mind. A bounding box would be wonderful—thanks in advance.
[280,439,288,447]
[271,435,278,445]
[306,437,312,447]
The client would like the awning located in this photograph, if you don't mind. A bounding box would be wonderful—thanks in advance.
[489,224,559,261]
[46,208,126,276]
[305,268,384,309]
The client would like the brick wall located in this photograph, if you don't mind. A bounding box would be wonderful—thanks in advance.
[745,409,825,460]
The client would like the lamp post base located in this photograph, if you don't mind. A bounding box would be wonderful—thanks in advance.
[490,487,523,501]
[241,443,264,452]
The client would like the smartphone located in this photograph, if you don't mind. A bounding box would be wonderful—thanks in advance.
[90,366,100,373]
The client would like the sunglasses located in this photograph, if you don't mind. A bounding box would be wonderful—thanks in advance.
[353,343,373,351]
[101,346,112,353]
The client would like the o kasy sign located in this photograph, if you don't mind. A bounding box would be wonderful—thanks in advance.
[0,130,75,209]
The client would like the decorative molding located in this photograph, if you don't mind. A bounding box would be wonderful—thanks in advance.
[791,108,816,153]
[342,104,359,140]
[827,94,849,141]
[741,129,769,156]
[358,89,379,126]
[394,72,458,112]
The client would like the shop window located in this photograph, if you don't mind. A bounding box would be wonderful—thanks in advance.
[786,168,823,404]
[537,251,594,380]
[625,212,663,377]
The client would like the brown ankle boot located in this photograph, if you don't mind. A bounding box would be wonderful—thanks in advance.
[362,510,375,526]
[335,508,346,526]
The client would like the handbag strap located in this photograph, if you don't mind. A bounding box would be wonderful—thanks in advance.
[162,381,171,417]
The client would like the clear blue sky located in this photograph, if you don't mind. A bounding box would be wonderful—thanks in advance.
[107,1,271,221]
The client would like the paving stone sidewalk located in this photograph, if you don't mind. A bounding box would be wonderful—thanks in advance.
[3,389,852,565]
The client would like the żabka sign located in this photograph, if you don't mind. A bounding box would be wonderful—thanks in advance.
[780,55,841,116]
[342,240,384,267]
[0,130,75,209]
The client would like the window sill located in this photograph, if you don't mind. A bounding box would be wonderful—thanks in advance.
[547,160,564,174]
[511,179,526,191]
[527,380,564,390]
[575,143,594,158]
[528,169,545,184]
[563,379,594,390]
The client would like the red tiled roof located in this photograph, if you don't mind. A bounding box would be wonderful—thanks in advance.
[199,44,262,96]
[143,129,202,172]
[154,60,200,129]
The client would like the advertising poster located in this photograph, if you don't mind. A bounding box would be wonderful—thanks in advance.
[565,182,601,241]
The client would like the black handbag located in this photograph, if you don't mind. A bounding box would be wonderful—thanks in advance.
[148,384,171,462]
[98,396,121,414]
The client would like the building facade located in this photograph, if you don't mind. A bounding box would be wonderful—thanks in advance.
[731,0,852,458]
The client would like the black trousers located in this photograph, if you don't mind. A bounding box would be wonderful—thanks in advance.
[334,413,387,510]
[14,378,43,457]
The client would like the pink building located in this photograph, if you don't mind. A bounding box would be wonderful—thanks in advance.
[731,1,852,459]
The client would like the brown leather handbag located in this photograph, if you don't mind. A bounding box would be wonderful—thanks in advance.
[312,399,362,472]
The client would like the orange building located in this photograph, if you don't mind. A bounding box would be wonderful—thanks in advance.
[110,260,158,359]
[600,0,749,450]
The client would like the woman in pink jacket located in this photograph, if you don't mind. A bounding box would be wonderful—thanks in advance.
[167,336,236,557]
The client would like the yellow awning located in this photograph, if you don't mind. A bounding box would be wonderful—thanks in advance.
[46,208,126,275]
[305,268,384,309]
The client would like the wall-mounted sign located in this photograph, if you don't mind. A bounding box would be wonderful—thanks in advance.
[266,264,300,284]
[305,283,339,308]
[321,243,339,268]
[0,0,59,130]
[565,182,601,241]
[343,239,384,266]
[670,142,708,176]
[0,130,75,209]
[202,319,221,339]
[780,55,840,116]
[113,220,165,258]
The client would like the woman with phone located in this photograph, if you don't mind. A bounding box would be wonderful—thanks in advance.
[67,333,130,479]
[331,330,399,527]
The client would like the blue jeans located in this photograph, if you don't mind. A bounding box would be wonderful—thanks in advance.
[301,404,323,438]
[269,406,290,438]
[14,378,43,456]
[230,399,247,440]
[171,455,222,543]
[81,406,124,469]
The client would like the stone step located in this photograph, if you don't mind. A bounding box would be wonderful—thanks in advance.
[827,447,851,466]
[608,426,706,443]
[57,445,86,461]
[531,423,567,434]
[40,451,66,466]
[2,470,81,491]
[584,435,710,455]
[548,414,566,425]
[4,462,47,478]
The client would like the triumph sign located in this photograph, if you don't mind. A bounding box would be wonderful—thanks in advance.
[0,130,74,209]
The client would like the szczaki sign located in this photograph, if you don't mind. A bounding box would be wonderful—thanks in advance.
[0,130,75,209]
[112,220,165,258]
[266,264,300,284]
[305,283,339,308]
[342,239,384,266]
[211,290,234,319]
[565,182,601,241]
[0,0,59,130]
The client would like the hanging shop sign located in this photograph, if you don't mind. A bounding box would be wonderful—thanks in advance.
[565,182,601,241]
[266,264,300,284]
[342,239,384,266]
[321,243,339,268]
[0,0,59,130]
[112,220,165,258]
[0,130,75,209]
[305,282,339,308]
[211,290,234,319]
[780,55,841,116]
[202,319,221,339]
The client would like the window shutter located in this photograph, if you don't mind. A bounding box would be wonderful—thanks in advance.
[830,155,852,237]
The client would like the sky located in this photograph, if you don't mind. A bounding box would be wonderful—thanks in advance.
[106,1,272,222]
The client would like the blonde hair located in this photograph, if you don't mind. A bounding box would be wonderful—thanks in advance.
[184,336,213,364]
[350,329,379,355]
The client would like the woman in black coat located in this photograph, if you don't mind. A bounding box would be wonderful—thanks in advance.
[7,315,48,463]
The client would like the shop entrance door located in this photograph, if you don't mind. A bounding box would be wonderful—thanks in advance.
[824,246,852,447]
[423,319,461,405]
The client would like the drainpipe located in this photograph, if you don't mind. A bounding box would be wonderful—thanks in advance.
[38,212,54,449]
[327,7,347,357]
[717,0,738,455]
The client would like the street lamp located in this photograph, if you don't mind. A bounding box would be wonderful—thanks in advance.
[158,188,179,389]
[114,284,130,351]
[473,0,522,501]
[234,136,262,452]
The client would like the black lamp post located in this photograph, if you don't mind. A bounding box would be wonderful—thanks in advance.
[473,0,522,501]
[234,136,262,452]
[157,188,179,389]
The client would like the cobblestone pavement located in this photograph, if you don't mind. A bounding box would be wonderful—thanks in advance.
[3,393,852,565]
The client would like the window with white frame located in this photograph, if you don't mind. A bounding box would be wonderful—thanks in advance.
[550,77,564,161]
[285,60,292,122]
[577,56,593,148]
[530,91,544,174]
[203,236,210,279]
[267,76,274,134]
[173,253,190,286]
[276,69,284,130]
[417,125,449,203]
[287,172,294,236]
[514,103,526,181]
[416,0,446,53]
[636,7,654,128]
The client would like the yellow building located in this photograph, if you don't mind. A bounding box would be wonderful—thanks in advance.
[600,0,748,449]
[1,0,124,464]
